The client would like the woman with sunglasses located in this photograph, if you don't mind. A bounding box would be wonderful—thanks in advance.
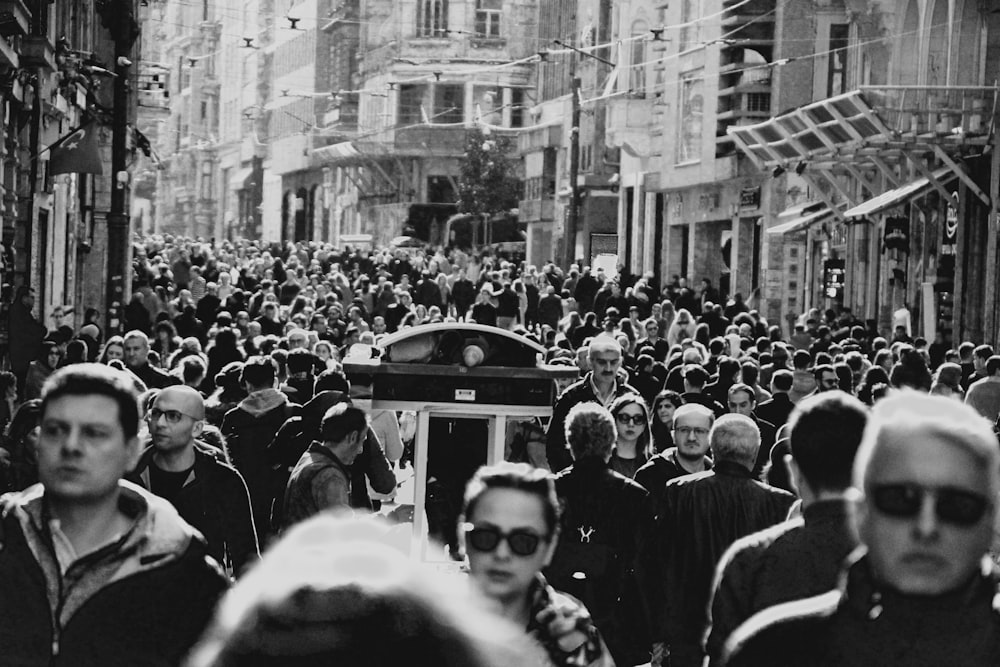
[461,462,614,667]
[608,394,652,480]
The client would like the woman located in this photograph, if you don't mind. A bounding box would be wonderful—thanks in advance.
[930,361,965,400]
[856,366,890,406]
[1,399,42,492]
[152,320,181,368]
[666,308,695,347]
[24,341,60,400]
[100,335,126,364]
[513,279,528,327]
[608,394,652,479]
[462,463,614,667]
[650,389,683,452]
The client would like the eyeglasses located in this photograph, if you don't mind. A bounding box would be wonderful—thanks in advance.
[147,408,200,424]
[871,483,991,528]
[462,523,545,557]
[674,426,710,437]
[616,413,647,426]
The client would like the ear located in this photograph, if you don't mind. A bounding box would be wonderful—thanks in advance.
[784,454,801,496]
[191,419,204,440]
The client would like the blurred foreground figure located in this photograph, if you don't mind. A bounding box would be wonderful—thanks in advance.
[725,392,1000,666]
[186,514,533,667]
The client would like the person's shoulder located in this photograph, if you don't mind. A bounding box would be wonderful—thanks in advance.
[722,588,841,666]
[721,517,804,572]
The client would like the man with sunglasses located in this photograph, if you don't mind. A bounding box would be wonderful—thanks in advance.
[724,391,1000,666]
[129,385,259,577]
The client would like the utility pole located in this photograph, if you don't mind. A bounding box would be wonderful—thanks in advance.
[563,71,581,269]
[98,0,138,334]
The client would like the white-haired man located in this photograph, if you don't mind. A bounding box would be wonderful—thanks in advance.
[724,391,1000,666]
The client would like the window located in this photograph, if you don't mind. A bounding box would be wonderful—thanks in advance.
[510,88,525,128]
[475,0,502,38]
[398,84,426,125]
[629,23,648,94]
[416,0,448,38]
[679,0,702,52]
[827,24,849,97]
[434,84,464,124]
[677,71,704,163]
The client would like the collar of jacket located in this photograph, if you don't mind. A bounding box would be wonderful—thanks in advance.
[133,443,218,491]
[802,496,856,526]
[713,459,755,478]
[306,441,352,474]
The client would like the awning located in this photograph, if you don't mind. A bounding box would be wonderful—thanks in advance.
[767,207,834,235]
[843,167,956,218]
[228,167,253,190]
[312,141,364,165]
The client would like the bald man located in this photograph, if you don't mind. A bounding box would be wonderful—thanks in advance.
[129,385,260,576]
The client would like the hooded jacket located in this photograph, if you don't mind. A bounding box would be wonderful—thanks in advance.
[0,481,228,666]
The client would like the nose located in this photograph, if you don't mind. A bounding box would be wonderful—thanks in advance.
[60,428,84,456]
[912,493,940,541]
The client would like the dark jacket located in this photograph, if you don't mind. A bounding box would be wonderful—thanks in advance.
[128,445,260,576]
[681,390,728,419]
[724,552,1000,667]
[282,442,353,530]
[0,482,228,666]
[546,373,641,472]
[130,361,182,390]
[634,447,713,496]
[546,457,654,667]
[650,461,796,666]
[707,498,859,666]
[754,393,795,429]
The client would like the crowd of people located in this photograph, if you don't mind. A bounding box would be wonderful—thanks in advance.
[0,233,999,666]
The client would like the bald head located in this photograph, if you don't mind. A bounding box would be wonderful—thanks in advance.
[156,385,205,420]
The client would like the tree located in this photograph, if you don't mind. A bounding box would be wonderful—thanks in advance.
[455,126,521,218]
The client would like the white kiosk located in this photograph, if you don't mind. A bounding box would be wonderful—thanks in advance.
[344,323,578,561]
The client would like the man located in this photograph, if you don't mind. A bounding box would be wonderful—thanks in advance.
[755,369,795,429]
[809,364,839,396]
[546,337,639,471]
[758,343,789,389]
[0,364,227,665]
[254,301,284,337]
[384,290,413,332]
[222,355,300,540]
[788,350,817,403]
[724,392,1000,666]
[965,355,1000,423]
[681,364,727,418]
[650,414,795,667]
[727,383,776,477]
[968,344,995,388]
[538,285,564,331]
[546,401,654,667]
[123,330,181,389]
[282,402,369,530]
[706,392,867,665]
[635,403,715,494]
[130,385,259,576]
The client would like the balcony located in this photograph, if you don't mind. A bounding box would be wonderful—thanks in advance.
[0,0,28,37]
[393,124,468,156]
[20,35,55,72]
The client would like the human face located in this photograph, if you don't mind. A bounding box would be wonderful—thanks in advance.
[672,412,712,461]
[288,333,308,350]
[149,391,202,454]
[46,348,61,368]
[859,431,996,596]
[589,349,622,383]
[818,371,839,391]
[123,337,149,369]
[645,323,659,339]
[656,401,676,427]
[615,404,647,443]
[104,343,124,362]
[333,428,366,466]
[465,488,554,607]
[37,395,139,505]
[728,390,755,417]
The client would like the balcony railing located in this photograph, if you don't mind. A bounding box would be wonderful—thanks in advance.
[860,85,996,137]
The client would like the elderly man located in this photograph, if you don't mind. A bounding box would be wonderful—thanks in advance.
[546,337,639,471]
[724,392,1000,666]
[123,329,181,389]
[546,402,654,666]
[130,385,259,576]
[706,392,868,665]
[650,414,795,667]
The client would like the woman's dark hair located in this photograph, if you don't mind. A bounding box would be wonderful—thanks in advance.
[651,389,682,451]
[6,398,42,444]
[609,393,653,459]
[99,335,126,364]
[857,366,891,405]
[213,327,239,350]
[694,323,711,348]
[462,462,560,540]
[155,320,178,339]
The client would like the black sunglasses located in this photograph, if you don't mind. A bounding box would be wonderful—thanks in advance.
[462,523,544,557]
[616,413,647,426]
[871,483,991,528]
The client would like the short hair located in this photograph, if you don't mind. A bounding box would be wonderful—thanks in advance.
[673,402,715,425]
[853,390,1000,497]
[564,402,616,461]
[792,350,811,370]
[958,341,975,358]
[588,336,622,359]
[771,369,793,392]
[241,355,278,389]
[462,462,560,539]
[740,362,760,386]
[315,369,350,394]
[40,364,141,440]
[788,391,868,492]
[683,364,709,388]
[124,329,150,346]
[812,364,835,381]
[974,344,994,361]
[987,355,1000,376]
[728,383,756,403]
[179,355,207,385]
[320,403,369,443]
[718,357,741,379]
[709,414,760,469]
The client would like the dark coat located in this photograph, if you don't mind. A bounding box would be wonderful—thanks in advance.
[546,457,655,666]
[724,553,1000,667]
[650,461,795,666]
[754,393,795,429]
[129,445,260,576]
[131,362,182,390]
[706,498,858,665]
[634,447,713,496]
